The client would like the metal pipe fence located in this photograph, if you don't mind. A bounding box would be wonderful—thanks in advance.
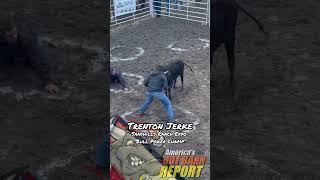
[110,0,209,27]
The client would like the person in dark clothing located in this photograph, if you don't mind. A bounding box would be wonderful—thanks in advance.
[110,66,128,90]
[0,16,59,93]
[137,65,174,122]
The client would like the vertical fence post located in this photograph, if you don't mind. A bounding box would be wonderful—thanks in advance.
[166,0,171,16]
[134,0,137,19]
[110,1,113,24]
[207,0,210,26]
[169,0,171,16]
[187,0,189,20]
[149,0,154,17]
[112,0,118,25]
[205,0,208,26]
[133,8,136,19]
[115,8,118,25]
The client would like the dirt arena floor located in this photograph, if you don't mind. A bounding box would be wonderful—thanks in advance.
[110,17,210,179]
[0,0,107,179]
[213,0,320,179]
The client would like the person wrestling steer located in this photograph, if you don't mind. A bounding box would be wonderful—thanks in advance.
[110,66,128,91]
[0,16,59,93]
[137,65,174,122]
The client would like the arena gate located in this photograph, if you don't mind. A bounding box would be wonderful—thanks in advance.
[110,0,210,27]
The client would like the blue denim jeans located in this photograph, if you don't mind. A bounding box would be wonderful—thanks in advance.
[96,133,108,168]
[139,91,174,122]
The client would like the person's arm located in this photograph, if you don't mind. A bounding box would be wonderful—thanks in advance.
[162,74,168,89]
[115,67,127,89]
[144,75,150,87]
[117,73,127,89]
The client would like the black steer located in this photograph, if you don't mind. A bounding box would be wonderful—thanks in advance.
[158,60,194,99]
[211,0,267,94]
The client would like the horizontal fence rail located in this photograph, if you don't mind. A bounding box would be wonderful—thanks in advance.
[110,0,209,27]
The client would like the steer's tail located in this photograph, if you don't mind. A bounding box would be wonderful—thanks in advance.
[184,63,194,73]
[236,3,267,35]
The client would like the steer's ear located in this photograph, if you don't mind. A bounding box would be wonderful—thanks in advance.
[164,71,169,75]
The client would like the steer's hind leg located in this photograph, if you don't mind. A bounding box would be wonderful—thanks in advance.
[211,3,225,66]
[180,73,184,90]
[225,38,236,97]
[211,40,222,89]
[225,39,235,83]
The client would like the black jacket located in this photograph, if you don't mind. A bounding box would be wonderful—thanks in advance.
[110,66,127,88]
